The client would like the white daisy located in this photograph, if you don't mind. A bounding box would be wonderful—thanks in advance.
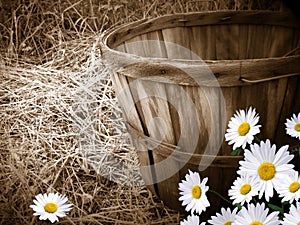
[208,207,238,225]
[233,203,280,225]
[285,113,300,139]
[180,214,206,225]
[178,170,210,215]
[225,107,261,150]
[238,139,294,201]
[30,193,73,223]
[276,170,300,203]
[282,202,300,225]
[228,175,260,205]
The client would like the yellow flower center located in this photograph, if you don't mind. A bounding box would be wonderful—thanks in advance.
[297,222,300,225]
[224,221,232,225]
[44,202,58,213]
[240,183,251,195]
[250,222,263,225]
[258,162,276,181]
[191,185,202,199]
[238,122,250,136]
[289,181,300,193]
[295,123,300,132]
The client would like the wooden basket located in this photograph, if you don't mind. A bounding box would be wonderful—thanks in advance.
[100,11,300,218]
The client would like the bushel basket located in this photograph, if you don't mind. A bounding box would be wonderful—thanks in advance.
[100,11,300,218]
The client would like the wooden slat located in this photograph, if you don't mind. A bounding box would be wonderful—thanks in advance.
[162,27,192,60]
[159,85,202,157]
[262,25,274,58]
[137,32,182,207]
[264,79,288,141]
[210,22,236,156]
[139,31,168,58]
[163,84,201,208]
[124,35,146,57]
[189,26,206,59]
[292,28,300,53]
[238,24,249,59]
[206,26,216,60]
[216,24,239,60]
[246,24,262,59]
[189,25,216,60]
[114,42,126,53]
[240,82,268,140]
[274,76,300,146]
[220,86,242,154]
[127,77,182,209]
[138,31,182,207]
[111,73,156,192]
[269,26,295,57]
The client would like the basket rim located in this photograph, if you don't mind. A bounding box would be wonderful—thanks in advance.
[100,10,300,87]
[102,10,300,47]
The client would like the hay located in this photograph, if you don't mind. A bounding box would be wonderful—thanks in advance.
[0,35,180,224]
[0,0,284,224]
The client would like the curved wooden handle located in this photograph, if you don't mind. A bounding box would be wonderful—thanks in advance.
[241,72,300,84]
[126,122,243,167]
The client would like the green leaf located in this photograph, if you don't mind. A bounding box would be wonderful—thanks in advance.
[298,147,300,157]
[230,148,241,156]
[268,203,283,213]
[234,203,242,210]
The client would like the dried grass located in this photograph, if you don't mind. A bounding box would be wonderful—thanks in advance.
[0,35,181,224]
[0,0,283,224]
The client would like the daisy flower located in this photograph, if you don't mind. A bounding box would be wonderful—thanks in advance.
[285,113,300,139]
[30,193,73,223]
[238,139,294,201]
[180,214,206,225]
[225,106,261,150]
[228,175,260,205]
[282,202,300,224]
[178,170,210,214]
[276,170,300,203]
[208,207,238,225]
[233,203,280,225]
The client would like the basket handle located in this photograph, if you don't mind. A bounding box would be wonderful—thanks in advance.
[241,47,300,84]
[283,47,300,57]
[125,122,243,167]
[241,72,299,84]
[241,47,300,83]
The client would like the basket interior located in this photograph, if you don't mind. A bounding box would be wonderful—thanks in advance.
[106,12,300,60]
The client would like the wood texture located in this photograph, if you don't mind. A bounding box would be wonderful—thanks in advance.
[118,56,300,87]
[100,11,300,216]
[106,11,300,48]
[110,73,156,193]
[162,27,192,59]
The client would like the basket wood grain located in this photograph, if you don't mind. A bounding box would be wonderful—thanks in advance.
[100,11,300,218]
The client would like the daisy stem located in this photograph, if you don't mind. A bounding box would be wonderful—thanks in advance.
[254,135,260,143]
[290,145,300,155]
[208,189,232,205]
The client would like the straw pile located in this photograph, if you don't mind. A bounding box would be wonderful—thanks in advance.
[0,0,283,224]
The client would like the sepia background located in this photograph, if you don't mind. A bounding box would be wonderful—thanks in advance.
[0,0,296,224]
